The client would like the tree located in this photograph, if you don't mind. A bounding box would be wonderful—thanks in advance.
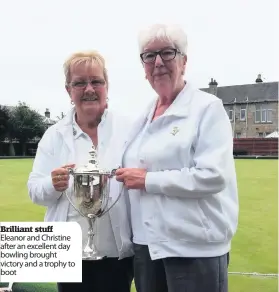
[0,105,10,138]
[0,105,15,155]
[9,102,47,155]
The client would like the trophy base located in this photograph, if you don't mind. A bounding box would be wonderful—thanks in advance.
[82,251,107,261]
[82,254,106,261]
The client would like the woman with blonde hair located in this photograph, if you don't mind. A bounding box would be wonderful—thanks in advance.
[28,50,134,292]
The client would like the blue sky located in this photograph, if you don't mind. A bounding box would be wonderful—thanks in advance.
[0,0,277,119]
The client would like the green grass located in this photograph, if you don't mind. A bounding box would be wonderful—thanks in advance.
[0,159,277,292]
[0,159,45,221]
[230,160,278,275]
[0,282,55,292]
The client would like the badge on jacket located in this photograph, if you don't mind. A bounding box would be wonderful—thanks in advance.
[171,126,179,136]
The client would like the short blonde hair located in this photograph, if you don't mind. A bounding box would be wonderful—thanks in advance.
[63,50,108,86]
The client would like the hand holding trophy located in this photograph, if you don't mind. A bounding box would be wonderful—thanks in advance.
[64,145,121,260]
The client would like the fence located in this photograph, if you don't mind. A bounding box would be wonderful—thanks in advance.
[233,138,278,156]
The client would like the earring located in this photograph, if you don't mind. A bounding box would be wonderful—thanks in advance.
[71,100,74,105]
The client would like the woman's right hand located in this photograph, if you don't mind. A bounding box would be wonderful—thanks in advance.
[51,164,75,192]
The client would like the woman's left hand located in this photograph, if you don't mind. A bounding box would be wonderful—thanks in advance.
[115,168,147,190]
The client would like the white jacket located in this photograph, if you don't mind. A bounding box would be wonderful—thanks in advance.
[27,108,134,260]
[122,82,239,260]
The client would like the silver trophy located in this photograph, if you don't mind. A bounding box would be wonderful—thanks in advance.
[64,145,121,260]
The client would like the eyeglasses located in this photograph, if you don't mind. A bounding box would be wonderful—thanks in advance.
[140,48,183,64]
[70,79,106,89]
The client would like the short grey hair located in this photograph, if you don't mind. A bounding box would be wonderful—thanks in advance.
[138,24,188,55]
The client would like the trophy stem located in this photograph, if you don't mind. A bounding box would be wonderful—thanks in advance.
[83,215,104,260]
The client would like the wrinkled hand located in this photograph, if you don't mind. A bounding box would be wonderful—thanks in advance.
[115,168,147,190]
[51,164,75,192]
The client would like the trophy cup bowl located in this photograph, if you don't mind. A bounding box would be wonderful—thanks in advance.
[64,146,121,260]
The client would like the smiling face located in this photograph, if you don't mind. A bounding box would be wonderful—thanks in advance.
[66,61,108,124]
[142,39,187,99]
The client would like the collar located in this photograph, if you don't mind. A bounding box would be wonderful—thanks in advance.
[162,81,191,117]
[72,108,108,140]
[72,111,83,139]
[142,81,192,121]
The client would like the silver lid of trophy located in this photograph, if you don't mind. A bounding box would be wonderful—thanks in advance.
[73,146,100,174]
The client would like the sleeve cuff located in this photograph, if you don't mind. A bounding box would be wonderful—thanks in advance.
[43,175,63,200]
[145,171,165,194]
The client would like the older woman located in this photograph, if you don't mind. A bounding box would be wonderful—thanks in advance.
[116,24,239,292]
[27,51,134,292]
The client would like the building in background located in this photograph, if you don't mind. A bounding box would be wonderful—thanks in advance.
[200,75,278,138]
[43,108,56,128]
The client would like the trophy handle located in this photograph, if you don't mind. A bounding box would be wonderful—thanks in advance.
[101,184,124,216]
[63,167,122,218]
[63,190,90,218]
[109,168,118,177]
[63,168,96,219]
[99,168,124,216]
